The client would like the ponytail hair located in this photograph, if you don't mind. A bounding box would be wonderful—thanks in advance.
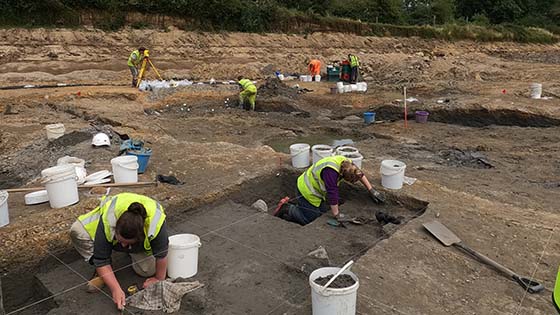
[116,202,146,242]
[340,160,364,183]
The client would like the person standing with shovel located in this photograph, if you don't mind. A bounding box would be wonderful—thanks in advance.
[274,156,385,225]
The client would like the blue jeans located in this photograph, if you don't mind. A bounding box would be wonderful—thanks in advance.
[350,66,359,83]
[283,188,328,225]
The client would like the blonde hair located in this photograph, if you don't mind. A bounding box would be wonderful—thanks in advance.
[340,160,363,183]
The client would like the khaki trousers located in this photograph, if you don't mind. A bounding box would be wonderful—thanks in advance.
[70,220,155,277]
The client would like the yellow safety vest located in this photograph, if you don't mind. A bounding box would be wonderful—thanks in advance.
[297,156,349,207]
[554,266,560,313]
[349,55,360,67]
[128,50,144,67]
[78,193,166,255]
[239,79,257,92]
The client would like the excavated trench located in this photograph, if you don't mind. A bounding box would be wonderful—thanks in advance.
[373,105,560,127]
[5,171,427,314]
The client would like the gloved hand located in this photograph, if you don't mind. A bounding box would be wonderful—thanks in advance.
[333,212,346,221]
[369,188,386,203]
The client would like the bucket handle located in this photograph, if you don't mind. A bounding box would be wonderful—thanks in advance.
[293,149,309,157]
[380,166,405,177]
[118,162,140,170]
[41,173,78,184]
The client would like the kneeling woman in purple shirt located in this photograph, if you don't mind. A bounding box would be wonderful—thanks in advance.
[274,156,385,225]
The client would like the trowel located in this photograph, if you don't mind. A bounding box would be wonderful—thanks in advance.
[423,221,544,294]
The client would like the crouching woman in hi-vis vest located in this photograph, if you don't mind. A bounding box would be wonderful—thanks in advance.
[273,156,385,226]
[69,192,168,311]
[554,266,560,313]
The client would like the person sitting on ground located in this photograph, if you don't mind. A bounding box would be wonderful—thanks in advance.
[70,192,168,311]
[308,59,322,80]
[238,76,257,111]
[128,47,147,87]
[274,156,385,225]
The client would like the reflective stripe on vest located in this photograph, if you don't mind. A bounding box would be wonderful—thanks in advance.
[297,156,349,207]
[78,193,166,255]
[128,50,141,67]
[239,79,255,91]
[148,203,164,238]
[554,266,560,313]
[350,55,359,67]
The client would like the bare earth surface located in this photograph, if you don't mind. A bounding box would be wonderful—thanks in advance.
[0,27,559,314]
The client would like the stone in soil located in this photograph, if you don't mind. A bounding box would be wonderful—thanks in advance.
[314,274,356,288]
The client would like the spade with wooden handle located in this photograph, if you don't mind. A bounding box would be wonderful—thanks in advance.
[423,221,544,294]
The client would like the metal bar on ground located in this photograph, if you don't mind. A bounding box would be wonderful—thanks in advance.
[3,181,158,193]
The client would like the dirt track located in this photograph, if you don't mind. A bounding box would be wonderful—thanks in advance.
[1,27,560,314]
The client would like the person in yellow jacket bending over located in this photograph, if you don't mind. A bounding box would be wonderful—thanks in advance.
[273,156,385,225]
[70,193,168,311]
[128,47,147,87]
[238,76,257,111]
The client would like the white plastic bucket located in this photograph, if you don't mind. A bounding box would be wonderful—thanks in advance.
[168,234,202,279]
[336,146,359,156]
[530,83,542,99]
[341,152,363,168]
[309,267,359,315]
[380,160,406,190]
[111,156,139,183]
[315,75,321,82]
[57,156,87,184]
[0,191,9,228]
[45,123,65,140]
[312,144,333,164]
[336,82,344,93]
[357,82,368,92]
[41,164,79,208]
[290,143,311,168]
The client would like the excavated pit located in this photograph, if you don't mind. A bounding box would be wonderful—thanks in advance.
[10,171,427,314]
[373,105,560,127]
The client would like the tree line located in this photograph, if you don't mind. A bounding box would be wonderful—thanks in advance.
[0,0,559,34]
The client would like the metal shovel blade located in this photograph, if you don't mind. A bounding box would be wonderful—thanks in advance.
[423,221,461,246]
[423,220,544,294]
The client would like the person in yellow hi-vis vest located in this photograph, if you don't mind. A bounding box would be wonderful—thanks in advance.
[554,266,560,313]
[273,156,385,225]
[128,47,146,87]
[69,193,168,311]
[238,76,257,111]
[348,54,360,84]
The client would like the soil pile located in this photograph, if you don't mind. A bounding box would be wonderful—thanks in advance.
[314,274,356,288]
[258,78,298,99]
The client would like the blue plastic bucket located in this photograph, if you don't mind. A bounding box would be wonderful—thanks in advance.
[364,112,376,124]
[126,149,152,174]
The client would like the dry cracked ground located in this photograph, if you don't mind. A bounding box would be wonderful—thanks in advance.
[0,27,560,314]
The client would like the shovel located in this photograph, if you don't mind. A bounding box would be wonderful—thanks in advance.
[423,221,544,294]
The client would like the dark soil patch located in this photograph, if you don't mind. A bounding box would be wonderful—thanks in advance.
[371,105,560,128]
[48,131,91,148]
[314,274,356,288]
[439,147,494,169]
[0,128,118,189]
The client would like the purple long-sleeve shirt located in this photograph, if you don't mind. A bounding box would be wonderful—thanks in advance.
[321,168,340,206]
